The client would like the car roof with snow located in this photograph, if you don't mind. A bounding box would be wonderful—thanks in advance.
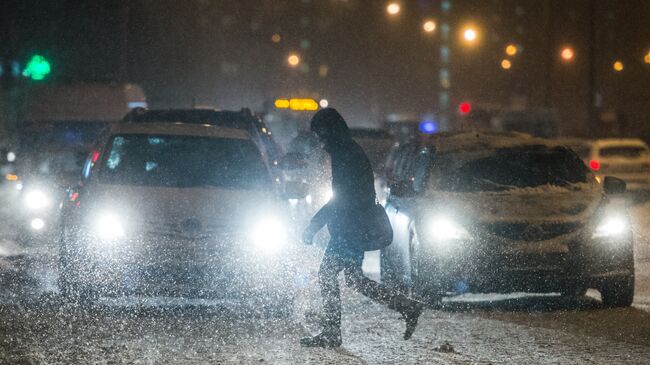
[422,131,552,154]
[592,138,649,148]
[108,122,252,140]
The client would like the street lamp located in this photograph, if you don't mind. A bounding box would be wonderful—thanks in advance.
[501,59,512,70]
[613,60,624,72]
[561,47,575,62]
[423,20,436,33]
[287,53,300,67]
[505,44,518,56]
[644,51,650,64]
[463,28,477,41]
[386,3,400,16]
[462,27,478,44]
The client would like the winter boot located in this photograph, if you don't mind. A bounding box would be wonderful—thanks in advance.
[392,296,424,340]
[300,328,342,348]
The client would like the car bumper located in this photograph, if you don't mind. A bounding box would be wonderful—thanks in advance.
[414,233,633,295]
[67,233,299,299]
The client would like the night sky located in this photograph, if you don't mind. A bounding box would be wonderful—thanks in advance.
[2,0,650,136]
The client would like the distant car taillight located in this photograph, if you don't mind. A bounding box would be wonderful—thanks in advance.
[589,159,600,171]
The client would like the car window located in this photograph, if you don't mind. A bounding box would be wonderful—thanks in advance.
[394,144,417,181]
[430,145,589,192]
[599,146,649,158]
[99,134,270,189]
[410,147,432,192]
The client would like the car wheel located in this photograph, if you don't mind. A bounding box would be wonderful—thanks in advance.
[600,275,634,308]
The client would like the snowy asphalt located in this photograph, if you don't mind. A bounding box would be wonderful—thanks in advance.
[2,200,650,364]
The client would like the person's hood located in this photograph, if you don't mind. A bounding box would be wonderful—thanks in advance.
[310,108,352,152]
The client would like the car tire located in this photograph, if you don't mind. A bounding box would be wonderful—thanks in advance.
[600,275,635,308]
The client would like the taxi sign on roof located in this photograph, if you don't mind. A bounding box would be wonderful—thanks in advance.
[274,98,318,111]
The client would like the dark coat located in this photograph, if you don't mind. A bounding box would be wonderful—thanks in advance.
[308,109,376,249]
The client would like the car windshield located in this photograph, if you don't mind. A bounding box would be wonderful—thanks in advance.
[599,146,649,158]
[99,134,270,189]
[434,146,588,192]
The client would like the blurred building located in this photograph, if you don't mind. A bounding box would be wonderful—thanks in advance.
[2,0,650,138]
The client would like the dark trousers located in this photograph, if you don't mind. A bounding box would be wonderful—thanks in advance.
[318,240,403,331]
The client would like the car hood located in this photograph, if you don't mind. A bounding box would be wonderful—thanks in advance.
[421,182,603,224]
[84,184,283,231]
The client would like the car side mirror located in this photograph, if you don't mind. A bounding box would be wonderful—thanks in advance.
[389,181,416,197]
[603,176,626,195]
[279,152,308,171]
[284,181,309,199]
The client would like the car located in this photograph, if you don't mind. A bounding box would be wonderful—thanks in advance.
[585,139,650,192]
[123,108,283,170]
[13,83,147,245]
[380,132,634,308]
[58,120,301,313]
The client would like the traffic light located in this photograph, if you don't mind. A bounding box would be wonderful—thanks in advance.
[458,102,472,115]
[22,55,51,81]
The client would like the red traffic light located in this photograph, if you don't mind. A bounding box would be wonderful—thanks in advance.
[458,102,471,115]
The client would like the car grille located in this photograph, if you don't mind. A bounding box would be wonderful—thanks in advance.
[479,222,583,241]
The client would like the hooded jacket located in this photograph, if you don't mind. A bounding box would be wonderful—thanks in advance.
[308,108,376,239]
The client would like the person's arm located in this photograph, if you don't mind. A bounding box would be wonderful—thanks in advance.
[302,200,334,244]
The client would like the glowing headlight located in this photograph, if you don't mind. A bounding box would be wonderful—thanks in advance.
[429,216,470,241]
[95,214,125,240]
[250,217,288,253]
[593,216,627,238]
[323,188,334,201]
[25,190,50,210]
[31,218,45,231]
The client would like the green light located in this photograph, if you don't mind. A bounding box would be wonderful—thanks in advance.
[22,55,51,81]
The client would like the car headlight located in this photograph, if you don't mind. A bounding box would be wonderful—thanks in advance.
[429,216,470,240]
[94,213,126,240]
[250,217,288,253]
[31,218,45,231]
[593,215,628,238]
[25,190,50,210]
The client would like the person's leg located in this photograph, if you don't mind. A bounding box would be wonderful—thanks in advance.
[301,243,346,347]
[318,245,346,332]
[342,249,424,340]
[342,251,405,306]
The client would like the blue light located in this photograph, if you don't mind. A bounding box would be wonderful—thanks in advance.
[419,120,437,134]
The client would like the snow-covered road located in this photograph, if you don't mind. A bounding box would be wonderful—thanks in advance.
[2,200,650,364]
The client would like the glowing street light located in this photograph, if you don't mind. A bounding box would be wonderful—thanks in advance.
[644,51,650,64]
[561,47,575,62]
[505,44,518,56]
[319,99,329,108]
[423,20,436,33]
[613,60,624,72]
[501,59,512,70]
[386,3,400,15]
[22,55,51,81]
[462,27,478,43]
[287,53,300,67]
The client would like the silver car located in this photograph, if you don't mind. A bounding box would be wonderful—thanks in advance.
[381,132,634,307]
